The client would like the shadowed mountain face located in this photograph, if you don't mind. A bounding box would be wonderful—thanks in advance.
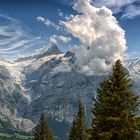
[0,44,140,140]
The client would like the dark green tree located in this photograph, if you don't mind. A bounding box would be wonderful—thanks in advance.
[69,99,87,140]
[32,112,55,140]
[90,60,139,140]
[47,128,55,140]
[69,118,77,140]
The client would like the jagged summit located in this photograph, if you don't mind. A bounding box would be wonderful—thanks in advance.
[34,43,63,60]
[16,43,63,62]
[41,43,62,56]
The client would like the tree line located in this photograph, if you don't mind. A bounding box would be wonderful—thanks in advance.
[33,60,140,140]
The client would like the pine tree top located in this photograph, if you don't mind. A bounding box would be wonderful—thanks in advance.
[32,112,55,140]
[91,59,140,140]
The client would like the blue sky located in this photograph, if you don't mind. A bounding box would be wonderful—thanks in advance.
[0,0,140,59]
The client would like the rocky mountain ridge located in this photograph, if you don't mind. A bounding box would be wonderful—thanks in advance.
[0,44,140,139]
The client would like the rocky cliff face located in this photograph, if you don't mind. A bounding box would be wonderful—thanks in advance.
[0,44,140,139]
[0,64,34,132]
[17,44,104,124]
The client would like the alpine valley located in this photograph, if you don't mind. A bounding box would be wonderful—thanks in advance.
[0,44,140,140]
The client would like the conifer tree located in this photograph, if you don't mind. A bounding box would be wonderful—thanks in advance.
[32,112,55,140]
[69,99,87,140]
[69,118,77,140]
[47,128,55,140]
[90,60,139,140]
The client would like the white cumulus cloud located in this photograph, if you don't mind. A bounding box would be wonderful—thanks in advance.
[60,0,127,75]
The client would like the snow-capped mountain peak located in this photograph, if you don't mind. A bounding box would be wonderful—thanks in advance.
[1,49,140,140]
[16,43,63,62]
[47,43,62,54]
[34,43,63,60]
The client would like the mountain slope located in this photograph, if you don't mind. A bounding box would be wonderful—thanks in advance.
[0,63,34,132]
[0,44,140,140]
